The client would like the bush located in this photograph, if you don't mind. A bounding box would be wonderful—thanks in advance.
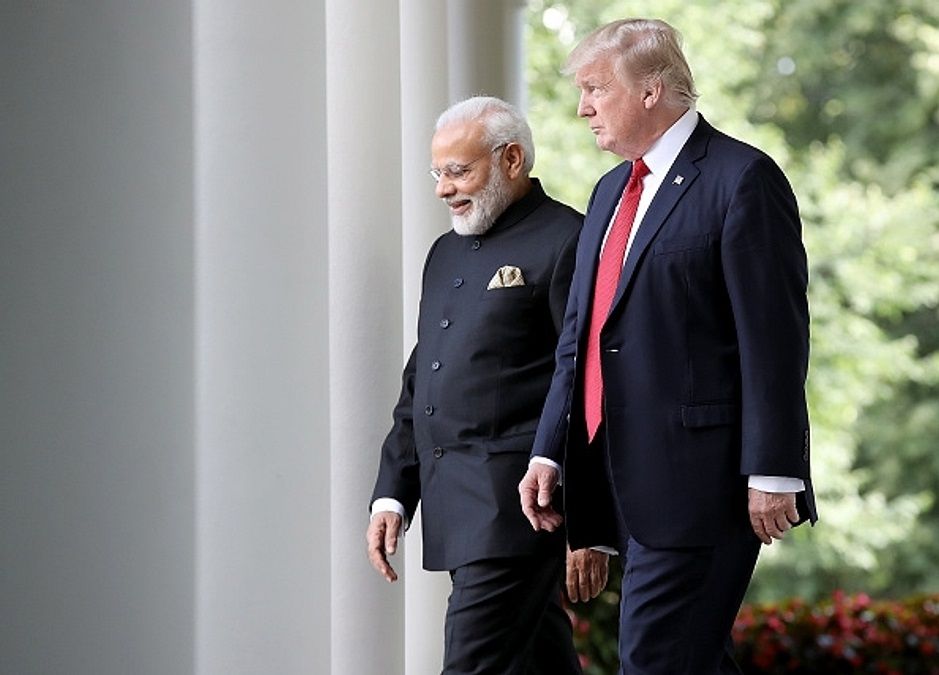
[570,588,939,674]
[733,591,939,674]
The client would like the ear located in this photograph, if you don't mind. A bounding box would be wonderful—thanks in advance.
[641,80,663,109]
[502,143,525,179]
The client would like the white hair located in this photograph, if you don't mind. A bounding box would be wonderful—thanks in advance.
[435,96,535,174]
[565,18,698,109]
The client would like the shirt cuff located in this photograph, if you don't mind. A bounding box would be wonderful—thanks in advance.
[370,498,409,528]
[748,475,805,493]
[530,456,561,473]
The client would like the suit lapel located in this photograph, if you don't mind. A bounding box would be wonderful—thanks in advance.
[575,163,631,337]
[607,119,713,316]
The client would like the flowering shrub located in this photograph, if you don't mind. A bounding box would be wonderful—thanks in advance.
[570,589,939,674]
[733,591,939,674]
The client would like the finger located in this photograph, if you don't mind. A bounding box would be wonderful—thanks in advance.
[384,518,400,555]
[367,541,396,581]
[580,570,594,601]
[588,561,603,598]
[764,514,786,540]
[785,500,800,525]
[537,476,553,508]
[566,568,580,602]
[520,500,541,531]
[577,567,591,602]
[374,551,398,582]
[519,477,541,530]
[750,517,772,545]
[539,507,563,532]
[367,521,399,582]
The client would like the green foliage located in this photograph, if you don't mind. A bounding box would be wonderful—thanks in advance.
[526,0,939,648]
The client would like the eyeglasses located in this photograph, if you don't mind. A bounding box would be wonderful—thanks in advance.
[429,143,508,183]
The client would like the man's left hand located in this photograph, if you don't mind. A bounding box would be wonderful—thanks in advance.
[566,547,609,602]
[748,488,799,545]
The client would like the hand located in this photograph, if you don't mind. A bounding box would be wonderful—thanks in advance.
[566,547,609,603]
[366,511,403,582]
[518,463,563,532]
[748,488,799,545]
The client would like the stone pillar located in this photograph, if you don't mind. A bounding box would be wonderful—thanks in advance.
[447,0,528,108]
[399,3,453,673]
[194,0,330,672]
[326,1,406,674]
[0,3,195,674]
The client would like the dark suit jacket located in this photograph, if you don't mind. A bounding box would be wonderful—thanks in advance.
[372,179,582,571]
[532,116,817,551]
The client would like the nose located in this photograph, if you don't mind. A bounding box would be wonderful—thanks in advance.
[577,92,594,118]
[435,176,456,199]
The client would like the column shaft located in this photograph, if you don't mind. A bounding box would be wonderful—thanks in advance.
[399,2,453,673]
[194,1,329,672]
[326,1,405,674]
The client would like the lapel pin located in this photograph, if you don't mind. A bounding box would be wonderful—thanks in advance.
[672,175,684,185]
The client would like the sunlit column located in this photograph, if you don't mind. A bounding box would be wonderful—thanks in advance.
[326,1,406,674]
[447,0,528,108]
[194,0,329,672]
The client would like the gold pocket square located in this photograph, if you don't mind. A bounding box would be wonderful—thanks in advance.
[487,265,525,290]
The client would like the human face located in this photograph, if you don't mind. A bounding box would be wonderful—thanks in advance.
[575,55,651,159]
[431,122,512,235]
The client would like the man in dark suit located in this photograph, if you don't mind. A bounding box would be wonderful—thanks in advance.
[518,19,817,674]
[367,96,608,675]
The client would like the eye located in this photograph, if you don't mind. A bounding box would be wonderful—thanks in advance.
[446,165,468,180]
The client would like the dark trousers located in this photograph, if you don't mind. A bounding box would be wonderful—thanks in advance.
[587,425,760,675]
[615,521,760,675]
[442,553,582,675]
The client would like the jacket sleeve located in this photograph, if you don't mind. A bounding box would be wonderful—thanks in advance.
[721,155,811,481]
[531,225,590,465]
[369,345,422,520]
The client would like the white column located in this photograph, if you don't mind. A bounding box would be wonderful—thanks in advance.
[447,0,528,107]
[0,3,195,674]
[399,3,453,674]
[326,1,406,674]
[194,1,329,673]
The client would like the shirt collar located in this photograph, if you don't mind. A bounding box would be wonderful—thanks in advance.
[641,107,699,177]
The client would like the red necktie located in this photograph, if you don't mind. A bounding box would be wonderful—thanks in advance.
[583,158,650,442]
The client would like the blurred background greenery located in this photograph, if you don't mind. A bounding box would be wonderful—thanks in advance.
[524,0,939,604]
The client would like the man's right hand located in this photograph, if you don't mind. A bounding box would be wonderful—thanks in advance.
[366,511,403,582]
[518,463,563,532]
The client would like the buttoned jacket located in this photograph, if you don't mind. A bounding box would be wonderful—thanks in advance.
[532,117,817,550]
[372,180,582,570]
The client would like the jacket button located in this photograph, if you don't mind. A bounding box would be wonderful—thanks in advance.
[453,278,463,288]
[433,447,444,458]
[803,450,809,462]
[424,405,434,416]
[431,360,441,371]
[440,318,450,329]
[472,240,481,250]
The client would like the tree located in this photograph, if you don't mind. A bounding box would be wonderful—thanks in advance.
[525,0,939,609]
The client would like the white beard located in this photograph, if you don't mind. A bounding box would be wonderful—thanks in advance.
[449,164,514,236]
